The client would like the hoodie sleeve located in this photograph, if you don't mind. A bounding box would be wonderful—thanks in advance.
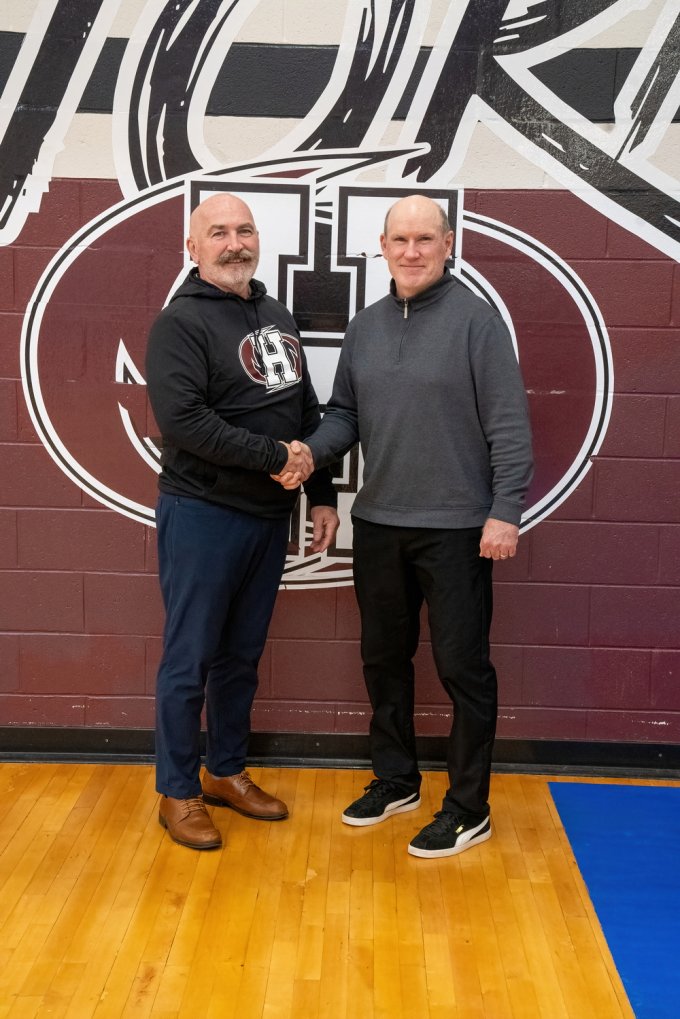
[146,308,288,474]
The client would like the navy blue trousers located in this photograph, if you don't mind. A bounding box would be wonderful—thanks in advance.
[154,494,289,798]
[352,518,497,820]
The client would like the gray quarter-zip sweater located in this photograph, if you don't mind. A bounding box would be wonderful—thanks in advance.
[305,271,533,528]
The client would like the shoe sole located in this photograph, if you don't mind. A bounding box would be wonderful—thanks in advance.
[407,826,492,859]
[158,813,222,850]
[202,794,288,820]
[341,795,421,827]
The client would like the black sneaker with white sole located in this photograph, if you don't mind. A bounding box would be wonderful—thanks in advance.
[408,811,491,858]
[342,778,421,827]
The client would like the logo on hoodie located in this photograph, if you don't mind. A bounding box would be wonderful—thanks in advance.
[239,327,302,391]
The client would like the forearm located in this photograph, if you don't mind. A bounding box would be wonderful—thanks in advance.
[153,400,287,473]
[305,406,359,468]
[473,319,533,524]
[486,400,533,523]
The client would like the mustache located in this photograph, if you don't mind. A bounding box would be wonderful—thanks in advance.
[217,250,256,265]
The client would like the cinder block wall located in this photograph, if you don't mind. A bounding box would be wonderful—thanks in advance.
[1,1,678,746]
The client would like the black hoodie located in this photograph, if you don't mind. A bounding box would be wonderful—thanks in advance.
[146,269,336,518]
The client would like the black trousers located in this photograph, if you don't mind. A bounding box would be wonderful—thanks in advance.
[352,517,497,819]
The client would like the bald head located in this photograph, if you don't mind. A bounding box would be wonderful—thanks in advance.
[189,192,254,237]
[383,194,451,238]
[187,192,260,297]
[380,194,454,300]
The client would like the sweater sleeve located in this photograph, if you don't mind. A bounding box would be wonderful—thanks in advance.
[146,311,288,474]
[471,314,533,526]
[304,330,360,468]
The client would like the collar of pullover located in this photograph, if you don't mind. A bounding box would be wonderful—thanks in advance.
[389,269,453,315]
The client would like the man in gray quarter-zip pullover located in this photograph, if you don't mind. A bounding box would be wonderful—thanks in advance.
[273,194,533,859]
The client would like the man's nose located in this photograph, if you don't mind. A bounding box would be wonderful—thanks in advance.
[223,231,242,250]
[404,240,420,258]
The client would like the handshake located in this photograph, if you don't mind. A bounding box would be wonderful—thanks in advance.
[271,440,315,489]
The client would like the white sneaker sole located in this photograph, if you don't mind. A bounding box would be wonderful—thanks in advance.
[342,795,421,827]
[407,822,492,858]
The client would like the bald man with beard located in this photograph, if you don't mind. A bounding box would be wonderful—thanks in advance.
[274,194,533,859]
[146,192,338,849]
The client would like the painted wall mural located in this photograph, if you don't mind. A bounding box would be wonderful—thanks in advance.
[1,0,679,741]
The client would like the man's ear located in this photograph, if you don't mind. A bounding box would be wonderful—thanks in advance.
[186,236,197,263]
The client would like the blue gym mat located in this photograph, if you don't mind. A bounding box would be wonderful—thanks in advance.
[549,782,680,1019]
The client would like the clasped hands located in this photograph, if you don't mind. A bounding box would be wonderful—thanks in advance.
[273,440,315,490]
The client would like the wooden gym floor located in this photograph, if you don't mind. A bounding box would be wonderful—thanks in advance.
[1,762,670,1019]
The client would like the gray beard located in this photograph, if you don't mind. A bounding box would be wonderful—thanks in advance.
[217,260,257,291]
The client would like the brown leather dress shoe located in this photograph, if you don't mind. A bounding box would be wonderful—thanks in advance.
[158,795,222,849]
[202,770,288,820]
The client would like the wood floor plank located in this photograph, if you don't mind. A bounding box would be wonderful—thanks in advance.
[290,977,321,1018]
[0,765,62,857]
[224,969,267,1019]
[147,965,188,1018]
[2,923,53,1019]
[17,768,153,970]
[490,775,531,884]
[480,842,543,1019]
[346,937,374,1019]
[421,931,458,1017]
[439,859,488,1019]
[399,962,431,1019]
[392,838,430,1017]
[460,853,515,1019]
[565,915,632,1019]
[508,876,572,1019]
[318,909,349,1019]
[0,767,85,931]
[31,961,86,1019]
[373,879,403,1019]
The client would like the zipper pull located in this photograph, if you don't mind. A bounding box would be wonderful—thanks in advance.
[403,300,408,319]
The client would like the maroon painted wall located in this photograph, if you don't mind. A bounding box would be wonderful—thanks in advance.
[2,179,679,745]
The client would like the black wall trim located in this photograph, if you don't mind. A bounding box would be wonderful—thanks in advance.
[1,727,678,777]
[2,36,679,123]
